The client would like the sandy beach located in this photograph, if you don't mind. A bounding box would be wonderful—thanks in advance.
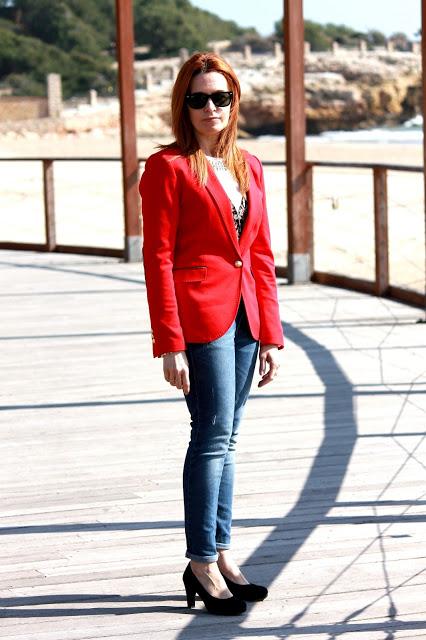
[0,133,424,294]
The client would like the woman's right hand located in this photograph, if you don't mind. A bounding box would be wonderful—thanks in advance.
[163,351,190,395]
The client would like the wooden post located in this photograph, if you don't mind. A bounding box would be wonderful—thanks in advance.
[373,167,389,296]
[43,159,56,252]
[422,0,426,312]
[115,0,141,262]
[284,0,313,283]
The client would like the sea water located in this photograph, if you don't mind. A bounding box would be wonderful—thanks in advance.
[259,115,423,145]
[317,115,423,144]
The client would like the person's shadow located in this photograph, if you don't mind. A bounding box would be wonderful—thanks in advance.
[1,319,424,638]
[173,321,425,638]
[0,593,186,618]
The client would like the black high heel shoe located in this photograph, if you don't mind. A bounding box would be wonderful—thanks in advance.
[183,563,246,616]
[222,574,268,602]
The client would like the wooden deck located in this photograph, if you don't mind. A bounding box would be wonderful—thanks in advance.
[1,250,425,639]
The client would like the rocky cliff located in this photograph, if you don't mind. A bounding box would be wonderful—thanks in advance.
[304,51,421,134]
[135,49,421,136]
[1,49,420,138]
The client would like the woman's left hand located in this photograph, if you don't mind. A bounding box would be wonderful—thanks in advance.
[258,344,280,387]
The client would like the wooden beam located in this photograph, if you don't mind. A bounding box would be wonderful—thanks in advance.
[422,0,426,311]
[0,242,47,253]
[387,285,426,310]
[115,0,141,262]
[373,167,389,296]
[284,0,313,283]
[312,271,376,296]
[43,159,56,252]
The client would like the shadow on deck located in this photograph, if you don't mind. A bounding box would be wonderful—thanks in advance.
[0,251,425,639]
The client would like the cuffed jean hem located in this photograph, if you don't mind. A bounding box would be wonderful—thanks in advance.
[185,550,218,563]
[216,543,231,550]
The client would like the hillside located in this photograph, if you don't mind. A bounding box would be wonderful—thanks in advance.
[0,0,249,98]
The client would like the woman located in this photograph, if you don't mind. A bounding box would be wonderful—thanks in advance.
[139,52,284,616]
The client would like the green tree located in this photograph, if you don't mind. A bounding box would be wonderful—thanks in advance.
[133,0,247,56]
[275,17,390,52]
[274,18,283,40]
[304,20,331,51]
[0,0,110,54]
[230,32,273,54]
[0,23,114,97]
[134,1,204,55]
[0,26,73,94]
[0,0,254,96]
[323,22,362,46]
[275,18,332,51]
[1,0,70,45]
[366,29,386,47]
[66,0,115,45]
[389,31,410,51]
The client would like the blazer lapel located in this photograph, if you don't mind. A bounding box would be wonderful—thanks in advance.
[205,159,262,256]
[205,164,240,254]
[238,160,261,255]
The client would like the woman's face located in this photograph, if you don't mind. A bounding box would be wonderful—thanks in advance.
[187,71,231,147]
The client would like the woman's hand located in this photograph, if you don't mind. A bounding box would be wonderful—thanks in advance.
[163,351,190,395]
[258,344,280,387]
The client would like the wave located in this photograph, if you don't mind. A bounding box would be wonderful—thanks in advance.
[403,114,422,129]
[317,127,423,144]
[258,122,423,144]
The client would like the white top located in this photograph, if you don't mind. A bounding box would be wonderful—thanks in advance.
[206,156,243,212]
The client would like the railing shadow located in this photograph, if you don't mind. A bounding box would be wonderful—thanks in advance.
[0,594,187,619]
[1,313,422,633]
[175,320,358,638]
[0,258,145,286]
[0,317,358,630]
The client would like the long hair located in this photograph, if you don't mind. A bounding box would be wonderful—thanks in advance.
[166,52,249,194]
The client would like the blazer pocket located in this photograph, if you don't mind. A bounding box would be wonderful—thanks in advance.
[173,266,207,283]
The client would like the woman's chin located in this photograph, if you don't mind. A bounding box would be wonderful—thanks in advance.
[201,125,226,137]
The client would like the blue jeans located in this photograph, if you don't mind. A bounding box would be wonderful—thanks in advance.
[183,299,259,562]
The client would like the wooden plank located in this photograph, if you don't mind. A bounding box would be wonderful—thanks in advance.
[0,250,424,638]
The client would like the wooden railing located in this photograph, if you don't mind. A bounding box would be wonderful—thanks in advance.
[1,157,124,258]
[280,160,425,310]
[0,157,425,310]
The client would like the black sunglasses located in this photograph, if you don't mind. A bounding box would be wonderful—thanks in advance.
[185,91,233,109]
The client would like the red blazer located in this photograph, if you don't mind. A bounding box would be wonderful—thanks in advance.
[139,147,284,358]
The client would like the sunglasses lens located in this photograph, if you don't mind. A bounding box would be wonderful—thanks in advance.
[187,93,208,109]
[212,92,232,107]
[186,92,232,109]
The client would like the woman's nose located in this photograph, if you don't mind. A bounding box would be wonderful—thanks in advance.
[204,98,216,111]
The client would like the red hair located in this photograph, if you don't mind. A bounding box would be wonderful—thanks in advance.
[166,52,249,194]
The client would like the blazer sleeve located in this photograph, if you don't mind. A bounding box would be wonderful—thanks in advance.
[139,153,186,357]
[249,156,284,349]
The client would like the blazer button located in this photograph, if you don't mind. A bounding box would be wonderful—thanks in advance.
[234,260,243,268]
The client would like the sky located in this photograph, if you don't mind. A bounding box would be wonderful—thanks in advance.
[190,0,421,39]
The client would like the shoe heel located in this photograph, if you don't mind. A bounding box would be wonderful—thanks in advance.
[183,577,196,608]
[182,563,246,616]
